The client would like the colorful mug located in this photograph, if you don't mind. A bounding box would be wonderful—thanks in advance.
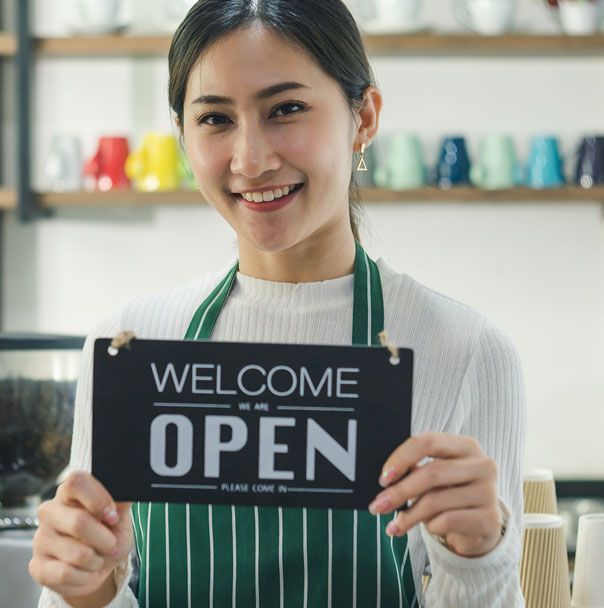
[525,136,565,189]
[470,135,523,190]
[45,135,83,192]
[125,133,183,192]
[575,135,604,188]
[433,136,472,189]
[374,134,426,189]
[84,136,130,191]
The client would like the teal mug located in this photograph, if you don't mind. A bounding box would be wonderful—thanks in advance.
[525,136,565,189]
[374,134,426,189]
[470,135,523,190]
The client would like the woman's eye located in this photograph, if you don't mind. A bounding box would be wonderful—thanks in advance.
[195,102,305,127]
[196,114,229,126]
[272,102,305,117]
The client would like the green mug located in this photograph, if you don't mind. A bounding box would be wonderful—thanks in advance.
[470,135,523,190]
[374,134,426,189]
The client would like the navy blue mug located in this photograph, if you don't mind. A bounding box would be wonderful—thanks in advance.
[433,136,472,189]
[575,136,604,189]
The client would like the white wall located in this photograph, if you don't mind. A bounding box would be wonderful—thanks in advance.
[2,0,603,477]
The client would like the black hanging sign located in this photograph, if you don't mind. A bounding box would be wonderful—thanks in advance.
[92,338,413,510]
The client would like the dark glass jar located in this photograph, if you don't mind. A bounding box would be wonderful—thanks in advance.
[0,334,85,508]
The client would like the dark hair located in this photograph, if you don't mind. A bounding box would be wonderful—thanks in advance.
[168,0,376,242]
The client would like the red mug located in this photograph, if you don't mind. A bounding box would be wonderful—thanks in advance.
[84,136,131,191]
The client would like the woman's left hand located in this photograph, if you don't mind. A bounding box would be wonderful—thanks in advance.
[368,431,503,558]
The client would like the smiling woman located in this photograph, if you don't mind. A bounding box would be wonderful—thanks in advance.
[31,1,526,608]
[173,18,380,281]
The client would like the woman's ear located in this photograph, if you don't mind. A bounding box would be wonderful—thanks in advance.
[174,115,182,133]
[354,86,383,152]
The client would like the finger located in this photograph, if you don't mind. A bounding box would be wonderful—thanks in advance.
[371,456,497,513]
[33,528,106,573]
[425,506,501,539]
[37,500,118,557]
[380,433,483,488]
[56,471,120,525]
[384,481,495,536]
[28,555,92,591]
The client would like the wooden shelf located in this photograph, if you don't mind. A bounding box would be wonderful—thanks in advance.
[36,35,172,57]
[0,33,17,57]
[34,186,604,208]
[366,186,604,202]
[363,32,604,55]
[0,189,17,209]
[33,33,604,57]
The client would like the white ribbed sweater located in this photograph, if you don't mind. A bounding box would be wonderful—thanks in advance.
[40,258,526,608]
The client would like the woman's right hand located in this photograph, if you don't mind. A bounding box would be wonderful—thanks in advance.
[29,471,133,602]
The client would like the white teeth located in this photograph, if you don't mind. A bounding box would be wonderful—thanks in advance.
[241,184,298,203]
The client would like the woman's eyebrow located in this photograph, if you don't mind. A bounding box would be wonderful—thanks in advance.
[191,81,309,105]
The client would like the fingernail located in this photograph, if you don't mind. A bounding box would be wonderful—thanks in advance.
[379,469,395,488]
[368,496,391,515]
[386,521,400,537]
[103,507,119,525]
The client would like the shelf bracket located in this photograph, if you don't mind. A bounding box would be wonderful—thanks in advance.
[15,0,44,222]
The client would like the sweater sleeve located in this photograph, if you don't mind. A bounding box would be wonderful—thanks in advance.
[38,316,140,608]
[421,319,527,607]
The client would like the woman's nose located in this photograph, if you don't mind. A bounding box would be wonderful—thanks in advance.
[230,124,280,178]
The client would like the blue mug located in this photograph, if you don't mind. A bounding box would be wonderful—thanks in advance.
[575,136,604,189]
[433,136,471,189]
[525,136,565,189]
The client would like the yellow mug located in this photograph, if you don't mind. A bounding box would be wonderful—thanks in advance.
[125,133,183,192]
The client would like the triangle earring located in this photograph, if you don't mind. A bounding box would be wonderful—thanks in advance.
[356,142,368,172]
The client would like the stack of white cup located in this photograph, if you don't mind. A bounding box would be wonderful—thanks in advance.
[571,513,604,607]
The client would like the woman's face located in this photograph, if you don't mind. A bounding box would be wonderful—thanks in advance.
[182,24,364,254]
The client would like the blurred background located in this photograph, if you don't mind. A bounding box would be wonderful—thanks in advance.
[0,0,603,604]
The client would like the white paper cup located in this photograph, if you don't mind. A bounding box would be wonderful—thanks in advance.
[571,513,604,607]
[523,468,558,514]
[521,514,571,608]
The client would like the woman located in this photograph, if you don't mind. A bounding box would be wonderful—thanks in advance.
[31,1,526,606]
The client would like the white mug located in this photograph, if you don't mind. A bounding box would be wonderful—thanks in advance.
[558,0,601,35]
[45,135,83,193]
[359,0,424,33]
[64,0,124,34]
[146,0,199,33]
[453,0,516,35]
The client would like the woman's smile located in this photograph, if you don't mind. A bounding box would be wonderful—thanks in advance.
[234,182,305,213]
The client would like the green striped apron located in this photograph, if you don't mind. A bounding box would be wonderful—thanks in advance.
[131,242,417,607]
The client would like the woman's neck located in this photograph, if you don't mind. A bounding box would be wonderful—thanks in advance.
[238,227,357,283]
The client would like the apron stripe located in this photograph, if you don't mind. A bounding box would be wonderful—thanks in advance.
[208,505,214,608]
[303,508,308,608]
[132,508,141,566]
[353,509,358,608]
[390,513,403,608]
[146,503,151,608]
[376,514,382,608]
[278,507,284,608]
[254,506,260,608]
[165,504,170,608]
[327,508,333,608]
[136,243,415,607]
[185,504,191,608]
[231,506,237,608]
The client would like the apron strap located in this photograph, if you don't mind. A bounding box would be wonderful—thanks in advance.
[184,241,384,346]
